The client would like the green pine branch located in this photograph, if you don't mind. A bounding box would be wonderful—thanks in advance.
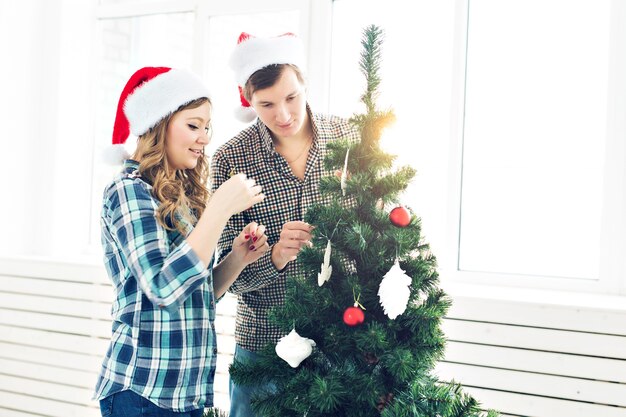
[360,24,384,114]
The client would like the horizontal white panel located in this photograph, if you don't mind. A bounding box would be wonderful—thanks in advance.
[216,354,233,374]
[96,0,196,18]
[0,358,97,389]
[215,315,236,335]
[444,341,626,383]
[463,386,626,417]
[0,275,113,303]
[443,282,626,313]
[0,391,99,417]
[217,334,236,355]
[0,341,102,373]
[0,309,111,338]
[442,319,626,359]
[0,324,109,354]
[0,293,110,320]
[199,0,305,16]
[436,362,626,407]
[0,258,109,284]
[0,375,94,407]
[0,408,47,417]
[213,391,230,414]
[447,293,626,335]
[216,293,237,313]
[214,372,230,395]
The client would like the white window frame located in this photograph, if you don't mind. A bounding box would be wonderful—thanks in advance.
[94,0,329,104]
[444,0,626,297]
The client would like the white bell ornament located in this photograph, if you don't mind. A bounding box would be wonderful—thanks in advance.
[275,328,317,368]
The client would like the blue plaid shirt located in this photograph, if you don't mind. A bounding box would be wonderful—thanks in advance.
[94,160,217,412]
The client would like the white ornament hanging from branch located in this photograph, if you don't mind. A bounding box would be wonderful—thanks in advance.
[317,239,332,286]
[341,148,350,196]
[275,328,316,368]
[378,259,412,319]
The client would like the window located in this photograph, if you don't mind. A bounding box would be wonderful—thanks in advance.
[329,0,626,294]
[449,0,626,293]
[458,0,610,280]
[88,0,309,253]
[0,0,314,260]
[201,10,302,159]
[90,11,196,250]
[328,0,457,258]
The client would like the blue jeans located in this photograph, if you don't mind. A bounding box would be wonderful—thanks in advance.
[99,390,204,417]
[229,345,275,417]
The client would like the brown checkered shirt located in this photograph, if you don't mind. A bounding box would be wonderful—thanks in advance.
[210,106,360,352]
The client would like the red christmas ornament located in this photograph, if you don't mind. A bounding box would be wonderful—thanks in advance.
[389,206,411,228]
[343,305,365,326]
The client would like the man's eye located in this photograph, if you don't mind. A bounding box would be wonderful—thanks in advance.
[188,124,198,130]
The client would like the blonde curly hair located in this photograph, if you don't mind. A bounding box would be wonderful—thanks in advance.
[132,98,211,235]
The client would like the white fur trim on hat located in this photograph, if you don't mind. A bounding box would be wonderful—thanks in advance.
[124,69,210,137]
[229,35,306,86]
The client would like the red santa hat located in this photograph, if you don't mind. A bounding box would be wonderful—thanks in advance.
[229,32,306,123]
[104,66,210,164]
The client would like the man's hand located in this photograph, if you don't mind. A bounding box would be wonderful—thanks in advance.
[271,221,314,270]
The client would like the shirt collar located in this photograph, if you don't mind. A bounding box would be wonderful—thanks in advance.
[123,159,140,174]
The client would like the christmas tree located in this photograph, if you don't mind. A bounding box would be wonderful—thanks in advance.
[230,25,499,417]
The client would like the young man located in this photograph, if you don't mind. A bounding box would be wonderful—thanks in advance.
[211,33,360,417]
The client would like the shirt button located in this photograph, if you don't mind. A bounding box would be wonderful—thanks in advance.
[213,347,218,354]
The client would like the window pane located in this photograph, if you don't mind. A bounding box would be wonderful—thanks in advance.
[328,0,456,257]
[458,0,610,279]
[202,11,301,156]
[89,13,194,249]
[98,0,151,5]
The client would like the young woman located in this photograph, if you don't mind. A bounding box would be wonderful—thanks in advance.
[211,34,361,417]
[94,66,268,417]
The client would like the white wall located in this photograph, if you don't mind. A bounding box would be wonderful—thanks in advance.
[0,0,96,259]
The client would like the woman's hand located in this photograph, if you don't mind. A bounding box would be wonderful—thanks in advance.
[230,222,269,267]
[211,173,264,216]
[212,222,269,298]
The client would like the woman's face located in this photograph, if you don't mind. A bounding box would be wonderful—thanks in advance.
[250,66,308,141]
[165,101,211,170]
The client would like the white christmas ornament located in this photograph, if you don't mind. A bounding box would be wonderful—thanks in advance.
[317,239,333,286]
[341,148,350,196]
[275,328,316,368]
[378,259,412,319]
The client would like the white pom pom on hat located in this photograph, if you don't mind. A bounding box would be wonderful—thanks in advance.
[233,86,258,124]
[105,66,210,165]
[229,32,306,123]
[102,144,131,166]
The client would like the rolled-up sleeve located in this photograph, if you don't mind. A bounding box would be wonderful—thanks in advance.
[104,178,210,310]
